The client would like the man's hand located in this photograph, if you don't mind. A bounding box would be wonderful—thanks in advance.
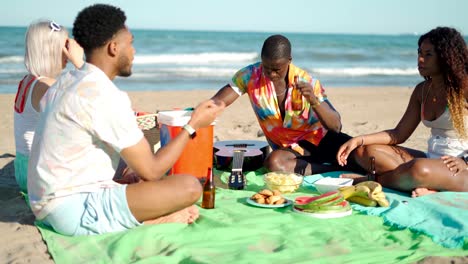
[296,81,320,106]
[188,99,225,130]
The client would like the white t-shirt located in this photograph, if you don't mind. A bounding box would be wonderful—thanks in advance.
[28,63,143,219]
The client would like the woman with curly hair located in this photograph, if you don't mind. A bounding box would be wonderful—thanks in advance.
[336,27,468,197]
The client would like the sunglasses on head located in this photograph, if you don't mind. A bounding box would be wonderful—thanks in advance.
[49,21,61,33]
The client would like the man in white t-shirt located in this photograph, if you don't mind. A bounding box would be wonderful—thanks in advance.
[27,4,224,236]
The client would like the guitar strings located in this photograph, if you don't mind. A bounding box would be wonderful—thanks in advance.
[232,150,245,171]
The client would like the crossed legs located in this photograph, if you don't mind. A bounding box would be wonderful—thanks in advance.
[264,148,344,175]
[350,144,468,196]
[264,132,364,175]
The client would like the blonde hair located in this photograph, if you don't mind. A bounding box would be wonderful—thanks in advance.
[24,20,68,78]
[447,80,468,138]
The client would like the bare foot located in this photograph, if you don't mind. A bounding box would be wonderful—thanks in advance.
[340,173,368,184]
[411,188,438,198]
[143,205,200,225]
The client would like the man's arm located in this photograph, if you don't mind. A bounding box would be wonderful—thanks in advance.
[120,100,224,181]
[211,84,241,108]
[309,100,342,132]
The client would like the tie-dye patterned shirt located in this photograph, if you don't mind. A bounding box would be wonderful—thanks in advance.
[230,62,330,149]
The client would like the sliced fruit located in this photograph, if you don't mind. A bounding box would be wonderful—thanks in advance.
[300,201,351,214]
[294,191,342,209]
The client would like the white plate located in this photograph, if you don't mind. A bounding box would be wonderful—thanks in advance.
[292,206,352,219]
[246,197,292,208]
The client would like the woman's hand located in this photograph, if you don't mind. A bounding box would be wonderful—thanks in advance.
[63,38,84,69]
[336,136,363,166]
[440,155,468,176]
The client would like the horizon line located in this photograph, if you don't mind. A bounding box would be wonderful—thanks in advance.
[0,25,430,37]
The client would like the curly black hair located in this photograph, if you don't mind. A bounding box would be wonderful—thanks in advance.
[73,4,126,54]
[418,27,468,138]
[261,35,292,60]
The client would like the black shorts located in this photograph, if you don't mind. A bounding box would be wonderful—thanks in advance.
[297,131,352,165]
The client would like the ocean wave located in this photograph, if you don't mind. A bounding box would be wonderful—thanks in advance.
[133,52,258,65]
[129,66,419,79]
[0,68,25,74]
[132,67,236,78]
[312,67,418,76]
[0,56,23,63]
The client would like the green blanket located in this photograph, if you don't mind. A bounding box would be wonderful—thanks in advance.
[37,170,467,263]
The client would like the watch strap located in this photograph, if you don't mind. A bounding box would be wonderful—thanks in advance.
[462,153,468,164]
[183,124,197,139]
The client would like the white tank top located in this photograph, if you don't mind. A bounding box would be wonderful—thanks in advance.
[421,83,468,157]
[14,77,44,155]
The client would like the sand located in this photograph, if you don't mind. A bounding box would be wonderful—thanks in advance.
[0,87,465,263]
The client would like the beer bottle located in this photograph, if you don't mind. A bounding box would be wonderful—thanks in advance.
[291,75,303,111]
[201,167,215,209]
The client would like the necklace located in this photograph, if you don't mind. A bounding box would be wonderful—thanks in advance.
[276,89,287,96]
[424,81,438,103]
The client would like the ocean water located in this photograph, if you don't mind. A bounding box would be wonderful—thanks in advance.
[0,27,431,93]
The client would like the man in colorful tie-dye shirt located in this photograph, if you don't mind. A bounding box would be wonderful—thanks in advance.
[212,35,362,175]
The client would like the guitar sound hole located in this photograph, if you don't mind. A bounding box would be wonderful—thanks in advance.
[214,140,270,171]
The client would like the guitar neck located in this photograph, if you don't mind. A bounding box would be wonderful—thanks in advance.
[228,150,246,190]
[232,150,245,172]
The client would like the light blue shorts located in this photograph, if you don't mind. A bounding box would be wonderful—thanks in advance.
[42,184,141,236]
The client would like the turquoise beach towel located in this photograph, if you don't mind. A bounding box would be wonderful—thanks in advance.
[36,170,467,263]
[303,171,468,248]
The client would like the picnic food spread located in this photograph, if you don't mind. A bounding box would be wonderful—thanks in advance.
[338,181,390,207]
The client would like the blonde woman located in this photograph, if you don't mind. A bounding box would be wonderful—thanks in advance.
[337,27,468,197]
[13,20,83,192]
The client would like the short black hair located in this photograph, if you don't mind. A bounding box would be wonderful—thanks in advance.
[261,35,291,60]
[73,4,126,54]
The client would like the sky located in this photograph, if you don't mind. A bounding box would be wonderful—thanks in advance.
[0,0,467,35]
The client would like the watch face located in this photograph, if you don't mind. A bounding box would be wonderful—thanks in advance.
[463,154,468,163]
[183,124,196,138]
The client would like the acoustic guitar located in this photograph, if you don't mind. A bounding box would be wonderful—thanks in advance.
[213,140,270,190]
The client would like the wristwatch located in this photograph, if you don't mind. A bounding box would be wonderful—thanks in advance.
[183,124,197,139]
[462,153,468,164]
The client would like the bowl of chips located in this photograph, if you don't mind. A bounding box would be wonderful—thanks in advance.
[263,171,303,193]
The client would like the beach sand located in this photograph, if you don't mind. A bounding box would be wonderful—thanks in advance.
[0,87,465,263]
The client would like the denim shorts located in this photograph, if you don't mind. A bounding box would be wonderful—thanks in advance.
[42,184,141,236]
